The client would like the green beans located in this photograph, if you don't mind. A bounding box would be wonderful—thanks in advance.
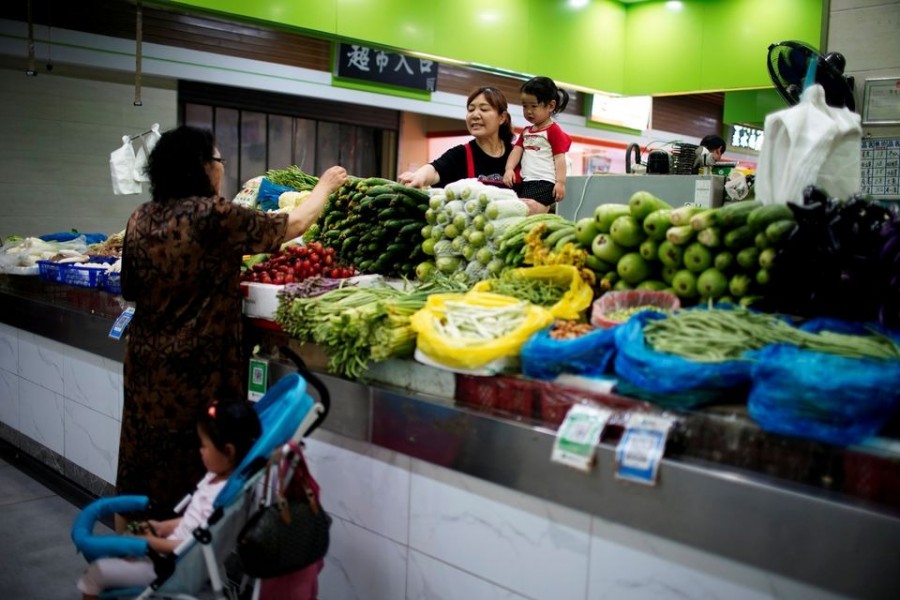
[644,308,900,362]
[487,273,567,307]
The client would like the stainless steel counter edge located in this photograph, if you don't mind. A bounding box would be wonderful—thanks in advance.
[4,289,899,598]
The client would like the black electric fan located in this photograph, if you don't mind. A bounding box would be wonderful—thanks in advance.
[767,40,856,110]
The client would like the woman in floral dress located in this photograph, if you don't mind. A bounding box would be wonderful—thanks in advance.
[117,126,345,522]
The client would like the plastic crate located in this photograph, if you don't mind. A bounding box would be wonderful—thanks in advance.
[62,264,106,288]
[100,271,121,294]
[37,260,66,283]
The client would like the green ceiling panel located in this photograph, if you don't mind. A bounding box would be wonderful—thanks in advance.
[161,0,825,97]
[335,0,434,53]
[524,0,625,94]
[622,2,705,96]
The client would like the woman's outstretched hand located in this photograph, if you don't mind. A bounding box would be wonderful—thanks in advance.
[316,166,348,195]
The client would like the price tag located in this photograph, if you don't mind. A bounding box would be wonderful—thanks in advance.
[551,404,612,472]
[108,307,135,340]
[615,413,674,486]
[247,357,269,402]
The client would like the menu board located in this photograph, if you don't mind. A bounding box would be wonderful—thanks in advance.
[860,137,900,200]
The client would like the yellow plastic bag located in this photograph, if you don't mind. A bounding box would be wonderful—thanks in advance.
[410,292,554,370]
[472,265,593,320]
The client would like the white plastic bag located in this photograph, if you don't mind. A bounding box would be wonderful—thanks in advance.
[110,135,142,195]
[755,84,861,205]
[132,123,161,183]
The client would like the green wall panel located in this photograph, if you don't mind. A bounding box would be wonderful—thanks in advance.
[524,0,625,94]
[623,2,705,96]
[723,88,786,126]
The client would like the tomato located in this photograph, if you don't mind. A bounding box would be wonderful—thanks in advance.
[284,274,295,284]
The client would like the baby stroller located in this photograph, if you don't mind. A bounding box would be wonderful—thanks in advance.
[71,349,330,600]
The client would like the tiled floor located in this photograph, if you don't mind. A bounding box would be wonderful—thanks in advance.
[0,452,110,599]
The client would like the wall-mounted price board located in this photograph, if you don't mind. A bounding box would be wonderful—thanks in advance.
[861,137,900,200]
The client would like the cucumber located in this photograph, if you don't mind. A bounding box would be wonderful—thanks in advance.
[361,177,396,188]
[723,225,755,249]
[747,204,794,232]
[340,236,359,255]
[765,219,798,245]
[718,200,762,228]
[714,250,735,273]
[754,231,771,250]
[758,248,777,270]
[364,185,396,196]
[390,183,431,203]
[399,222,422,237]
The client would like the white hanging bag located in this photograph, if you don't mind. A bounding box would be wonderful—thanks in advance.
[755,84,861,205]
[110,135,142,195]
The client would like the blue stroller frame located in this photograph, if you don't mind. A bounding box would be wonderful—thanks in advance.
[72,348,330,600]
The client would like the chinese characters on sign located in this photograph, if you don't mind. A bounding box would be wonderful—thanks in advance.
[730,124,764,152]
[335,43,438,92]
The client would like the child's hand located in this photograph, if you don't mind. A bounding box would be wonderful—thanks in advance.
[503,169,517,188]
[148,519,170,537]
[553,181,566,202]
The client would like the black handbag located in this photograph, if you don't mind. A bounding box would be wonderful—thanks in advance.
[236,441,331,579]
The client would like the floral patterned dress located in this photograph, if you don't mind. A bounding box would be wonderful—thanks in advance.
[117,195,287,515]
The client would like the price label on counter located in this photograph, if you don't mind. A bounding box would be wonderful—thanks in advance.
[247,357,269,402]
[108,307,135,340]
[551,404,612,472]
[615,413,674,485]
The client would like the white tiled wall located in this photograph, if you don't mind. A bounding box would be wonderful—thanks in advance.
[305,429,849,600]
[2,325,122,483]
[3,323,851,599]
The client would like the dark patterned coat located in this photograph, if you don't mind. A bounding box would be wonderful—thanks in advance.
[117,195,287,515]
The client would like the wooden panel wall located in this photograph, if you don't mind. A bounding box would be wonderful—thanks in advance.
[652,93,724,138]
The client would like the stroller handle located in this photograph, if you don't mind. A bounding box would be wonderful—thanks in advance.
[279,345,330,436]
[71,495,150,562]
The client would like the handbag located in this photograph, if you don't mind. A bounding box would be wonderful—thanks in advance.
[236,441,332,579]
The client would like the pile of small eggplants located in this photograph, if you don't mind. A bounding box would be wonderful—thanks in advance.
[761,185,900,329]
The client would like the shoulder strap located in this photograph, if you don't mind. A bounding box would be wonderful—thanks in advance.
[465,141,475,178]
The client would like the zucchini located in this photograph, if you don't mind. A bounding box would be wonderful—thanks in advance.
[747,204,794,232]
[669,205,706,226]
[765,219,797,245]
[544,226,575,247]
[642,209,673,240]
[690,209,720,231]
[723,225,755,249]
[697,227,722,248]
[736,247,760,270]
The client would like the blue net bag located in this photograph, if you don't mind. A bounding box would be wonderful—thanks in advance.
[256,177,296,212]
[747,335,900,447]
[520,325,617,380]
[613,311,753,408]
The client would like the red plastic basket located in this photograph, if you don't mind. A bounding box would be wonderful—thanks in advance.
[590,290,681,328]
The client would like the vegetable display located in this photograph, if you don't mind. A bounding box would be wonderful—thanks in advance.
[582,192,797,305]
[241,242,354,285]
[416,179,532,284]
[644,307,900,362]
[306,175,431,278]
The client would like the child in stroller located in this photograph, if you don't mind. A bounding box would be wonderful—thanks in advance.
[77,399,261,599]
